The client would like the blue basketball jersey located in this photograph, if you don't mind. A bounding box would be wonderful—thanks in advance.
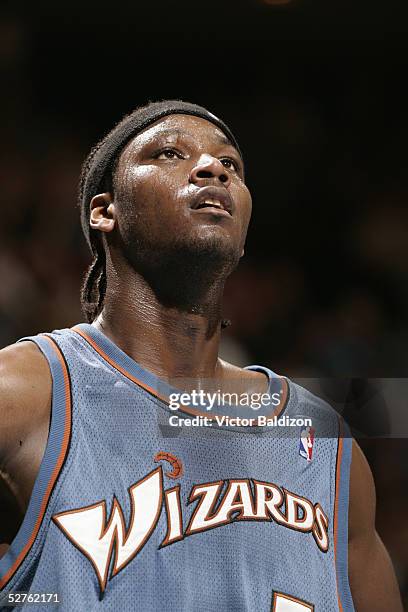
[0,324,354,611]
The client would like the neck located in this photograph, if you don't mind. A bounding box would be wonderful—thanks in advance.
[94,252,229,382]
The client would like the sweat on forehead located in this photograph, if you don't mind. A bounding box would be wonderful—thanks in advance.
[79,100,242,253]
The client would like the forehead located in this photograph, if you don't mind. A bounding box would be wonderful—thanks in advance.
[123,113,236,153]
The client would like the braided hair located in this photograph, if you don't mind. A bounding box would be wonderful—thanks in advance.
[78,139,117,323]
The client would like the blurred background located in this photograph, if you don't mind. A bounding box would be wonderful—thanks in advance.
[1,0,408,605]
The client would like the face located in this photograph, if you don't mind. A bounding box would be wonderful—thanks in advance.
[91,114,252,277]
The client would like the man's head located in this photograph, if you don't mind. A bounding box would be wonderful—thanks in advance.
[79,101,252,321]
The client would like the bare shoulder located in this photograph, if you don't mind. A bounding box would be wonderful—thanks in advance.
[348,439,403,611]
[218,358,271,394]
[0,341,52,464]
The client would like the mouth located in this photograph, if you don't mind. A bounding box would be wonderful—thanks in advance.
[191,186,233,217]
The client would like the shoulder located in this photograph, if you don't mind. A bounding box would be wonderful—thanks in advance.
[284,379,342,432]
[0,340,52,464]
[0,340,51,377]
[218,359,273,394]
[287,380,333,411]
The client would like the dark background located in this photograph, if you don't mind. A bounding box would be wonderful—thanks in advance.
[1,0,408,606]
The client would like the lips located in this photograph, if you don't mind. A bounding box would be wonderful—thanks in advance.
[191,186,233,216]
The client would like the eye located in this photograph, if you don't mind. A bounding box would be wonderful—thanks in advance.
[220,157,239,172]
[154,148,184,160]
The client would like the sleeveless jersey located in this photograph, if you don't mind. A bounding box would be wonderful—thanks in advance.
[0,324,354,611]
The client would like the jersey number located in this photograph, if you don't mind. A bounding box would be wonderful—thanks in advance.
[272,591,314,611]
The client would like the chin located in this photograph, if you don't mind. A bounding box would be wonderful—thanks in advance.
[179,229,238,259]
[122,227,241,278]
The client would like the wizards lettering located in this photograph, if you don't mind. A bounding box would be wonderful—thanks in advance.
[52,455,329,594]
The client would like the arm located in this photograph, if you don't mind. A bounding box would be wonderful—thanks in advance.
[348,439,403,611]
[0,341,52,547]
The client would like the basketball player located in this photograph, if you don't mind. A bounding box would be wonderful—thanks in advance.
[0,101,402,611]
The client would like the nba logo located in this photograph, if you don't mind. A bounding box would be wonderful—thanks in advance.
[299,426,315,461]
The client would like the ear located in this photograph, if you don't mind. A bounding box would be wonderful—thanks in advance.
[90,193,116,233]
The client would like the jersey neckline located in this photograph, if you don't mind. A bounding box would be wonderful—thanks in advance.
[72,322,289,421]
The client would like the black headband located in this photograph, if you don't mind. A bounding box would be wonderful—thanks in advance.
[80,100,242,253]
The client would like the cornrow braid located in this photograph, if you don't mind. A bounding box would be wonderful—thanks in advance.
[78,133,115,323]
[80,244,107,323]
[78,115,127,322]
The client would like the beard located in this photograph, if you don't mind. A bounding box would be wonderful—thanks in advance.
[115,222,241,312]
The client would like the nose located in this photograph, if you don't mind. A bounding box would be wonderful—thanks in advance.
[189,154,231,188]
